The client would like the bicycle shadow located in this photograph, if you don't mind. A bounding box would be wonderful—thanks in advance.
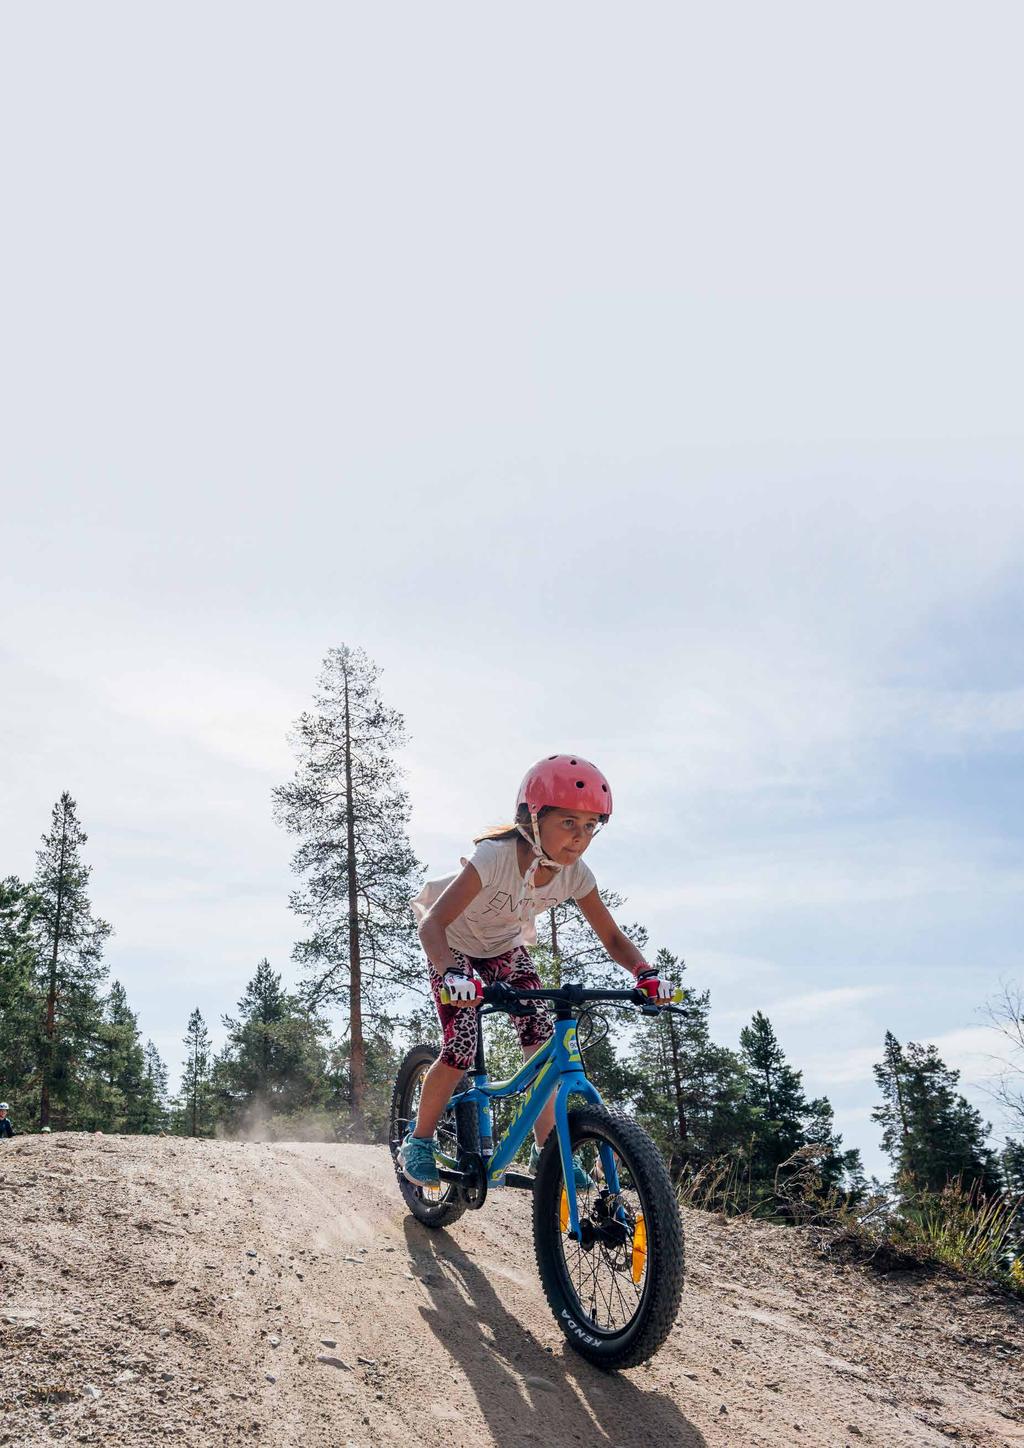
[403,1218,706,1448]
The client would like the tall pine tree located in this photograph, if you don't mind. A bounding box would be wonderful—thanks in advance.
[31,794,111,1127]
[273,646,422,1130]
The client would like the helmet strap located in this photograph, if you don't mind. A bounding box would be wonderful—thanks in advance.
[516,810,562,878]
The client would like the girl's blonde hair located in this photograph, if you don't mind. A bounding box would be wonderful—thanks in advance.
[473,804,542,845]
[472,803,608,845]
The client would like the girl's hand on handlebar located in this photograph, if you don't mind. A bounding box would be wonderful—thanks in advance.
[635,968,683,1006]
[439,972,484,1007]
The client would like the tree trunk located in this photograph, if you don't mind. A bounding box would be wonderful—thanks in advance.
[40,815,68,1129]
[191,1049,198,1137]
[549,907,561,986]
[343,665,366,1130]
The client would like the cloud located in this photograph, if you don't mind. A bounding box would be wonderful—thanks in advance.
[716,984,890,1030]
[632,840,1024,920]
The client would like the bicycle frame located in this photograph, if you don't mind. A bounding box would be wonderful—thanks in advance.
[446,1013,621,1240]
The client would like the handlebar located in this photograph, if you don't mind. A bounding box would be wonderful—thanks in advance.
[485,983,685,1006]
[436,979,691,1017]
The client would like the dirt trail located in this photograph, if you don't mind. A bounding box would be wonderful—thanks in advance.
[1,1134,1022,1447]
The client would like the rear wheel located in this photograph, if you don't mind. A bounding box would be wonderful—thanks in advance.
[532,1105,684,1369]
[389,1045,477,1229]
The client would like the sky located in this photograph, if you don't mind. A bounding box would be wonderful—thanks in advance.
[2,4,1022,1178]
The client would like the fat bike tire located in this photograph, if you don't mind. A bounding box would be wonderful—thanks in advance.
[532,1104,684,1369]
[389,1044,478,1229]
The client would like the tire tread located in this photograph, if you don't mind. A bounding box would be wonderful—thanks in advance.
[532,1104,684,1369]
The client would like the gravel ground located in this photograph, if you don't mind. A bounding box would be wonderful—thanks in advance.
[1,1132,1022,1447]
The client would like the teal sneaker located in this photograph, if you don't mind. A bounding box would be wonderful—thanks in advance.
[528,1141,596,1191]
[398,1131,440,1188]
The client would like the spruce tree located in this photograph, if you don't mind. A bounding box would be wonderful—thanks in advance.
[31,794,111,1127]
[873,1032,1002,1194]
[273,646,422,1130]
[180,1008,213,1137]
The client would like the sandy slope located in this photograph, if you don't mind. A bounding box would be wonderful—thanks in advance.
[1,1133,1022,1447]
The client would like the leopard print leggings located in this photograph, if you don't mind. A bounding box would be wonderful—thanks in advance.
[430,945,554,1070]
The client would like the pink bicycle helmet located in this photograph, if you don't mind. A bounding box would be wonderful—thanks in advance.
[516,755,613,818]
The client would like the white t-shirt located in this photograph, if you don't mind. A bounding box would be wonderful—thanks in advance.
[411,836,598,960]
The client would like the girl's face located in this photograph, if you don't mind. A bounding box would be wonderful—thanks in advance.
[538,809,602,865]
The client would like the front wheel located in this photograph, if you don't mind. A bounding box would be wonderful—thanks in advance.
[532,1105,684,1369]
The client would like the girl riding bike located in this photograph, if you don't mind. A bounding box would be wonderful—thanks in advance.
[399,754,678,1189]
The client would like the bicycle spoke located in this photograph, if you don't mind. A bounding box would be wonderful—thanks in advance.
[554,1133,651,1336]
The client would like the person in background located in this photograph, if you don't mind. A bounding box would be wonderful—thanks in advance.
[0,1102,14,1139]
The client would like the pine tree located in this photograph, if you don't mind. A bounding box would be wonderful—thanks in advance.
[213,959,329,1128]
[273,646,422,1130]
[0,876,43,1118]
[873,1032,1002,1194]
[138,1040,170,1133]
[31,793,112,1127]
[738,1011,860,1205]
[874,1032,917,1178]
[180,1009,213,1137]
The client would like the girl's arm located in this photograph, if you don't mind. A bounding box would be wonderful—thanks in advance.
[418,862,485,976]
[575,887,648,976]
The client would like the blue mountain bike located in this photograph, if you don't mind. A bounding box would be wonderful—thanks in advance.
[389,980,687,1369]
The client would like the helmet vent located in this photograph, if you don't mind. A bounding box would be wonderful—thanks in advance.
[575,780,584,788]
[570,758,577,765]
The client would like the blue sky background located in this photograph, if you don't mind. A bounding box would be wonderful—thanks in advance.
[2,5,1022,1177]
